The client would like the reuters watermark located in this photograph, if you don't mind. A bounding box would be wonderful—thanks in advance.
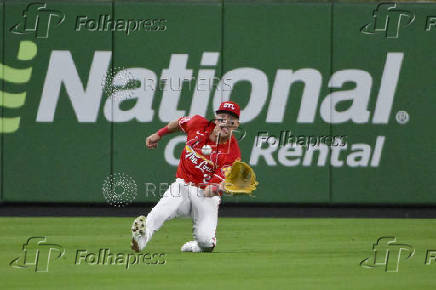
[102,172,138,207]
[100,72,234,103]
[101,171,252,207]
[143,76,233,92]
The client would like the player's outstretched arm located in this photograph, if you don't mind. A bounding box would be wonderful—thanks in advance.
[145,118,181,149]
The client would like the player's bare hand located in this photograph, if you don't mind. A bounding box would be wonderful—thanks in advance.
[204,182,225,197]
[145,133,161,149]
[203,186,215,197]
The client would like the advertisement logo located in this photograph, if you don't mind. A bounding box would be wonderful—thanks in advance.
[222,102,235,110]
[361,2,415,38]
[10,2,65,39]
[9,237,65,272]
[24,50,404,168]
[0,41,37,133]
[360,236,415,272]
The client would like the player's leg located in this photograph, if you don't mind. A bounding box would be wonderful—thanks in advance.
[146,180,191,238]
[131,179,190,252]
[184,188,220,252]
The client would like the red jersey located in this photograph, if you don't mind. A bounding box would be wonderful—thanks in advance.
[176,115,241,188]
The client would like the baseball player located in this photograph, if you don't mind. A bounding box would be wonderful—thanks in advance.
[131,101,242,253]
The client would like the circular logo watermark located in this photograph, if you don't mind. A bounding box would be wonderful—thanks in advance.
[396,110,410,124]
[102,172,137,207]
[101,66,135,101]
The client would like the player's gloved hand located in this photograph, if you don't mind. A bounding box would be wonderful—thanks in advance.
[223,161,259,195]
[145,133,161,149]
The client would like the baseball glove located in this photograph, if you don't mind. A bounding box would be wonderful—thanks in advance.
[223,161,259,195]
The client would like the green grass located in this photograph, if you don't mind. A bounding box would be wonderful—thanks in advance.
[1,217,436,290]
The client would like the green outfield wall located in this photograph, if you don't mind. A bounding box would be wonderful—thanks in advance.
[1,0,435,204]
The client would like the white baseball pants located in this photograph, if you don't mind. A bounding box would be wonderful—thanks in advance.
[145,178,220,249]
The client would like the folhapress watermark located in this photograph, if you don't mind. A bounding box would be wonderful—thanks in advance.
[360,236,414,272]
[360,236,436,272]
[255,130,347,148]
[361,2,436,37]
[10,3,65,39]
[75,249,166,269]
[9,237,65,272]
[361,3,414,39]
[10,237,166,272]
[75,15,167,35]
